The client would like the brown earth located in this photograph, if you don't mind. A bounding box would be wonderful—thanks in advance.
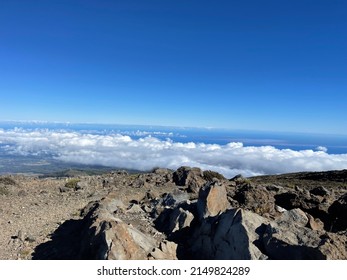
[0,168,346,260]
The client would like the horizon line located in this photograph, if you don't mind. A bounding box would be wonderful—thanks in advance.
[1,119,347,137]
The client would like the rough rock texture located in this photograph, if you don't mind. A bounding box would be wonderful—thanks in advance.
[1,167,347,260]
[188,208,268,259]
[197,180,230,219]
[262,208,347,259]
[78,196,158,260]
[149,241,178,260]
[173,166,206,194]
[233,184,276,217]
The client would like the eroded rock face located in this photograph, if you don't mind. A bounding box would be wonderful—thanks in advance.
[19,166,347,260]
[72,168,347,260]
[262,208,347,260]
[78,197,158,260]
[197,181,230,219]
[149,241,178,260]
[234,184,276,217]
[173,166,206,194]
[185,206,267,259]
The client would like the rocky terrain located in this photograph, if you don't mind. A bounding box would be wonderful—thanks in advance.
[0,167,346,260]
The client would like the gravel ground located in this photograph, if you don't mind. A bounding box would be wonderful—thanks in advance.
[0,175,107,260]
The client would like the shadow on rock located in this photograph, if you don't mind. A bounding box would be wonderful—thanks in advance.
[32,219,85,260]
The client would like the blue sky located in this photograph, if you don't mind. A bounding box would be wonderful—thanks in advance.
[0,0,346,134]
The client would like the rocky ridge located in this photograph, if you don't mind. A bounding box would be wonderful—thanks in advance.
[0,167,346,259]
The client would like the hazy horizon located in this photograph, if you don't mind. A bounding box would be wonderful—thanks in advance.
[1,119,347,137]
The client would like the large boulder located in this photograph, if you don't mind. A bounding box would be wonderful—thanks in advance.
[189,208,268,259]
[233,184,276,217]
[78,192,159,260]
[262,208,347,259]
[173,166,206,194]
[274,191,332,229]
[213,209,268,259]
[168,207,195,233]
[328,193,347,232]
[197,181,230,219]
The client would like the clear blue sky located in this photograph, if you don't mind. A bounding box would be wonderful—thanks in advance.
[0,0,346,134]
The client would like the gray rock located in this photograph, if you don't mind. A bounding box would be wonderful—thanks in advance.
[234,184,276,216]
[189,208,268,259]
[150,241,178,260]
[168,207,194,233]
[78,193,158,260]
[197,181,230,219]
[263,208,346,259]
[173,166,206,194]
[277,208,309,227]
[126,204,144,214]
[307,214,324,231]
[213,209,268,260]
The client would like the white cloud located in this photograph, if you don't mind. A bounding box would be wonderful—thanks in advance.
[0,128,347,178]
[316,146,328,152]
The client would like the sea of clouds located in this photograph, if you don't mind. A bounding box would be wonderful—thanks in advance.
[1,128,347,177]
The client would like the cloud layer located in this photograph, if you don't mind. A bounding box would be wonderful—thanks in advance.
[1,128,347,178]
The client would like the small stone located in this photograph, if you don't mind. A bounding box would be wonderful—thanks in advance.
[17,230,25,242]
[25,235,36,243]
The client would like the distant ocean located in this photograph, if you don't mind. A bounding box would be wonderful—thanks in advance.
[1,121,347,177]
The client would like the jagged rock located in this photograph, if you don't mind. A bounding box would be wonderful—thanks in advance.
[234,184,276,216]
[101,193,126,213]
[307,213,324,231]
[230,174,244,182]
[1,168,346,260]
[17,230,25,242]
[262,208,346,259]
[152,168,172,176]
[173,166,206,194]
[278,208,309,226]
[275,205,287,213]
[328,193,347,232]
[310,186,330,196]
[154,200,195,234]
[197,181,230,219]
[150,241,178,260]
[168,207,194,233]
[102,220,157,259]
[213,209,268,259]
[161,193,176,207]
[189,208,267,259]
[131,177,147,188]
[318,232,347,259]
[266,185,284,193]
[78,194,158,260]
[126,204,144,214]
[274,191,332,229]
